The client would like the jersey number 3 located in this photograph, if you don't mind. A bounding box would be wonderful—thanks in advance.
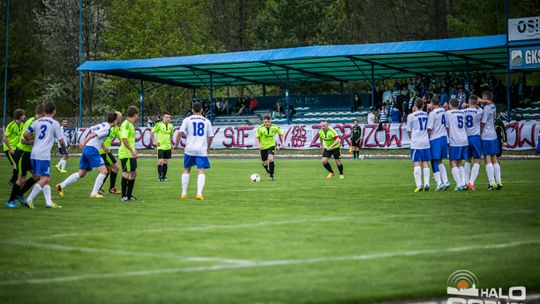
[192,122,205,136]
[38,125,48,139]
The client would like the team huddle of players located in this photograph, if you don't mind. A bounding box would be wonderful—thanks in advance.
[407,90,503,192]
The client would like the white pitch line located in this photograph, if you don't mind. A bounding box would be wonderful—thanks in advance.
[1,239,538,286]
[22,216,351,241]
[1,240,252,265]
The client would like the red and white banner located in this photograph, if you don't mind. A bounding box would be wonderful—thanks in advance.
[76,121,539,151]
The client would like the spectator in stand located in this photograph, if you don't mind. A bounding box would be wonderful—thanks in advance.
[273,102,285,118]
[402,92,412,122]
[286,105,296,121]
[377,103,389,131]
[352,94,361,112]
[390,105,401,123]
[236,97,246,115]
[222,98,231,115]
[382,87,392,104]
[367,107,376,124]
[248,96,259,114]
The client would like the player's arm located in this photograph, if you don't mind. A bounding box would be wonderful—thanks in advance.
[207,136,214,153]
[150,130,157,147]
[122,137,137,158]
[2,133,13,153]
[101,143,109,153]
[79,132,96,149]
[55,125,68,155]
[328,136,340,150]
[22,122,36,144]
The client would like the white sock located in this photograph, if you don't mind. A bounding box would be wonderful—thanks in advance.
[439,163,449,184]
[493,163,502,184]
[92,174,107,195]
[61,173,80,189]
[181,173,190,195]
[422,167,430,187]
[43,184,52,206]
[60,159,67,170]
[413,166,422,187]
[27,184,43,203]
[464,162,471,184]
[433,171,442,186]
[56,158,63,167]
[458,166,466,187]
[197,174,206,195]
[486,163,495,186]
[470,163,480,185]
[451,167,461,187]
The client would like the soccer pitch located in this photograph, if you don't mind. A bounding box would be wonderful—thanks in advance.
[1,156,539,303]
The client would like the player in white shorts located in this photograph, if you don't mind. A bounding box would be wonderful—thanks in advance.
[446,98,469,191]
[406,98,431,192]
[56,112,120,199]
[23,103,67,209]
[174,102,214,200]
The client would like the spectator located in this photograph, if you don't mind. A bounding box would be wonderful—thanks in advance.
[390,105,401,123]
[379,103,389,123]
[248,96,259,114]
[236,97,246,115]
[222,98,232,115]
[273,101,285,118]
[286,105,296,121]
[367,108,376,124]
[352,94,360,112]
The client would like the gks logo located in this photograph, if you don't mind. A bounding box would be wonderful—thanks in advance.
[446,270,527,304]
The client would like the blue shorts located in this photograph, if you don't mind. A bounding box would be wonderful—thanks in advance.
[410,148,431,162]
[449,146,469,161]
[184,154,210,169]
[430,136,448,160]
[482,139,500,156]
[79,146,105,171]
[468,135,482,159]
[31,159,51,177]
[536,135,540,154]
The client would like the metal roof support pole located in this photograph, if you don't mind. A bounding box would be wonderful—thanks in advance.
[78,0,83,128]
[138,81,144,127]
[339,81,344,94]
[2,0,10,127]
[227,85,230,99]
[262,84,266,96]
[209,73,214,123]
[285,69,290,125]
[191,88,196,100]
[371,63,375,109]
[505,0,511,118]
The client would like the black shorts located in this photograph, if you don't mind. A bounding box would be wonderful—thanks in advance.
[4,150,16,166]
[157,149,172,159]
[101,152,117,167]
[322,147,341,159]
[260,147,275,161]
[120,158,137,172]
[15,149,32,176]
[351,138,361,147]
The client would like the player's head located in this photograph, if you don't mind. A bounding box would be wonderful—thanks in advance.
[191,102,203,114]
[482,90,493,102]
[35,103,45,118]
[320,120,329,131]
[162,111,171,123]
[14,109,25,121]
[61,118,68,126]
[353,119,359,126]
[115,111,123,125]
[106,111,118,125]
[469,95,478,107]
[127,105,139,121]
[430,95,440,107]
[263,115,271,127]
[414,98,424,111]
[44,103,56,116]
[449,98,459,109]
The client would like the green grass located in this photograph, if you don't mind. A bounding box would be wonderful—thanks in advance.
[1,156,540,303]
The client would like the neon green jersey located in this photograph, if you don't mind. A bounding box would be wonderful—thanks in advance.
[118,120,135,159]
[99,125,121,154]
[255,124,283,149]
[3,120,23,151]
[16,117,36,152]
[152,121,174,150]
[318,127,340,149]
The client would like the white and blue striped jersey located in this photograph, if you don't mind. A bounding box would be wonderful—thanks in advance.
[86,122,112,150]
[57,126,70,147]
[427,108,448,140]
[463,107,483,137]
[446,110,468,147]
[406,111,430,149]
[28,117,64,160]
[481,103,497,141]
[180,114,214,156]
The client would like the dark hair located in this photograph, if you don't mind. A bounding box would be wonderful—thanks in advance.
[44,103,56,114]
[36,104,45,115]
[61,118,68,123]
[162,111,170,116]
[106,112,118,123]
[449,98,459,108]
[14,109,25,120]
[431,95,440,106]
[469,95,478,105]
[353,119,359,123]
[414,98,424,110]
[482,90,493,101]
[263,115,271,121]
[127,105,139,117]
[192,102,202,113]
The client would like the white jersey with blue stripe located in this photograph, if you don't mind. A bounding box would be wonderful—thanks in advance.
[407,111,430,149]
[180,114,214,156]
[446,109,468,147]
[86,122,111,150]
[481,103,497,141]
[28,117,64,161]
[427,107,447,140]
[463,107,483,137]
[57,126,70,147]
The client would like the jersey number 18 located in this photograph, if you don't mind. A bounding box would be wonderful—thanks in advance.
[192,122,205,136]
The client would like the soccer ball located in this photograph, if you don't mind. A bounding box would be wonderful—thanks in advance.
[250,173,261,182]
